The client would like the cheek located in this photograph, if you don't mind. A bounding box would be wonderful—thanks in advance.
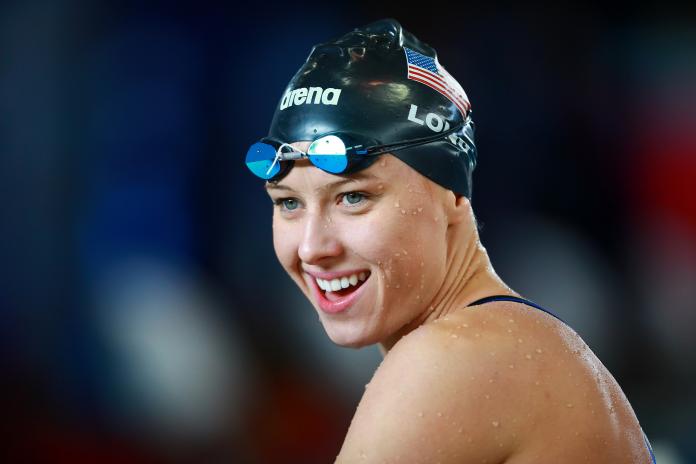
[354,204,446,296]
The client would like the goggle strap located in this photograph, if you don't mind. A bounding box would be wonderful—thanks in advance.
[366,120,467,156]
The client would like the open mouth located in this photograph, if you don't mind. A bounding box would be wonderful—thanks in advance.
[315,271,371,302]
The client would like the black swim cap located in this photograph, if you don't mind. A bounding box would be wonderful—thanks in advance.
[267,18,478,198]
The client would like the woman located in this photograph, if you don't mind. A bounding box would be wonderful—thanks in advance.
[246,18,656,464]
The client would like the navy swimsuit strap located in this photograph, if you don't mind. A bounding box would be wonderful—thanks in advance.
[466,294,567,324]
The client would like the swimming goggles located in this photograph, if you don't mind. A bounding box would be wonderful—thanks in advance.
[245,120,469,181]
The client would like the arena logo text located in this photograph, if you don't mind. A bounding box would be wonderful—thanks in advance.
[280,87,342,110]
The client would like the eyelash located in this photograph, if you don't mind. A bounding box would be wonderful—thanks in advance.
[272,191,371,212]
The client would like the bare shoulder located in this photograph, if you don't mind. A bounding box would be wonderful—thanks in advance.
[335,301,654,464]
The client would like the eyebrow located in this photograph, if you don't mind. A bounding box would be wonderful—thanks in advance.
[264,172,381,193]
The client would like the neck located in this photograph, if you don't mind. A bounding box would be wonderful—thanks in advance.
[379,220,518,355]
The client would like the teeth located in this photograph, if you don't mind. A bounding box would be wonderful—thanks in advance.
[315,272,369,293]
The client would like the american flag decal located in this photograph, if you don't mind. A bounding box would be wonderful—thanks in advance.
[404,47,471,117]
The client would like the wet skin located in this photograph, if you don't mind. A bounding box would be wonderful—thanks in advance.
[266,148,654,463]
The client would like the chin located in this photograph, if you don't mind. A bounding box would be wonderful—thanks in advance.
[322,322,376,349]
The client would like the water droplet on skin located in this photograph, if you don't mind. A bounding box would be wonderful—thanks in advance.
[525,354,533,359]
[412,210,417,215]
[508,364,515,369]
[394,202,400,207]
[437,412,443,417]
[517,338,523,343]
[484,394,490,400]
[534,381,540,386]
[417,411,424,417]
[475,333,481,338]
[458,427,463,433]
[419,261,424,267]
[402,249,408,255]
[507,329,513,333]
[395,253,400,257]
[395,284,400,288]
[508,319,515,323]
[418,207,423,212]
[378,184,383,189]
[462,323,469,328]
[488,378,494,383]
[416,295,421,300]
[443,317,449,321]
[536,348,543,354]
[380,160,386,167]
[451,333,458,338]
[401,209,406,214]
[492,421,500,428]
[567,403,574,408]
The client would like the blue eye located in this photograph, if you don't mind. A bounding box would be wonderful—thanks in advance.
[341,192,365,206]
[274,198,300,211]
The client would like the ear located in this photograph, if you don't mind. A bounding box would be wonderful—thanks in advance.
[444,192,470,226]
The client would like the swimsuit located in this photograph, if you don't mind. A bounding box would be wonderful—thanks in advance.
[466,294,657,464]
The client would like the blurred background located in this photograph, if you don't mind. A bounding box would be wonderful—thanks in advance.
[1,1,695,462]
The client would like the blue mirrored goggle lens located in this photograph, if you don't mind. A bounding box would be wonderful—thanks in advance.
[307,135,349,174]
[246,142,280,179]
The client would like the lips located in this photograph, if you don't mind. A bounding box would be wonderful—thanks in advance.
[305,269,371,314]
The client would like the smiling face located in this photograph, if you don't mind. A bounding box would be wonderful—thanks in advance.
[267,150,454,348]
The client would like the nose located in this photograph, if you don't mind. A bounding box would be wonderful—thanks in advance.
[298,212,343,265]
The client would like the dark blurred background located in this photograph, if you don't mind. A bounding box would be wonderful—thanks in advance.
[2,1,695,462]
